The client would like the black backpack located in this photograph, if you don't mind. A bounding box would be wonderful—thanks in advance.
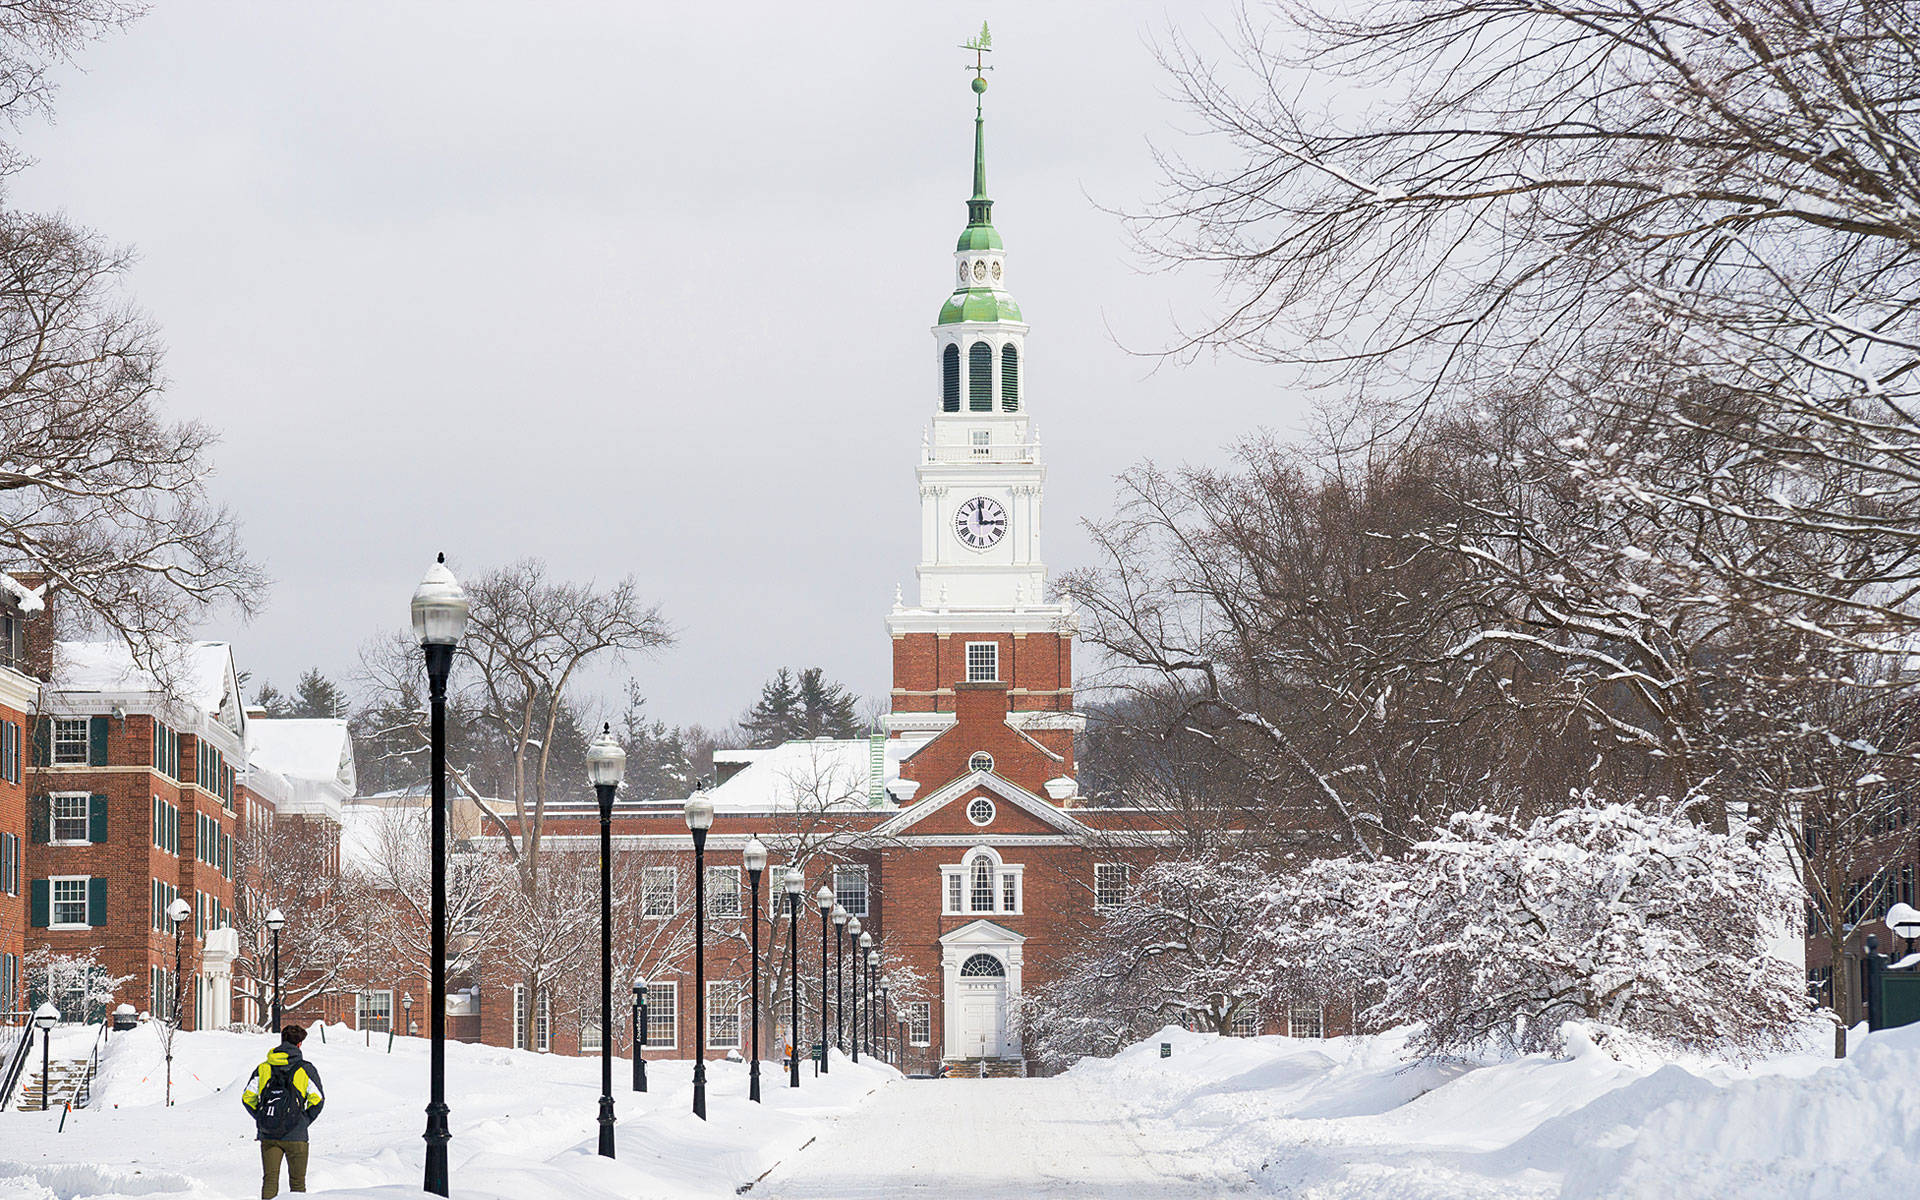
[254,1064,302,1138]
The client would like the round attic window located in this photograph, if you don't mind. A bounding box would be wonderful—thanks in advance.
[967,797,996,826]
[969,751,994,774]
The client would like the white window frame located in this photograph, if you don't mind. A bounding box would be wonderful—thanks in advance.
[941,847,1023,916]
[1094,863,1131,910]
[968,752,995,776]
[833,866,868,917]
[967,796,996,826]
[965,641,999,683]
[642,866,677,918]
[1229,1009,1261,1038]
[49,875,90,929]
[644,981,678,1050]
[970,428,991,457]
[1287,1003,1325,1040]
[579,997,603,1051]
[908,1001,932,1046]
[358,989,393,1032]
[706,979,742,1050]
[50,791,89,845]
[706,865,742,920]
[51,717,89,765]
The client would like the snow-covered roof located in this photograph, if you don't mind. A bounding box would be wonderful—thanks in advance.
[54,639,236,713]
[248,718,354,787]
[0,570,44,613]
[703,736,925,812]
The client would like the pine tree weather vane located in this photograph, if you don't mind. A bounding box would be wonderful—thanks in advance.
[964,21,992,101]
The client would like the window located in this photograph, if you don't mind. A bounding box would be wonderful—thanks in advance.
[1000,343,1019,410]
[579,999,603,1052]
[965,642,998,683]
[942,343,960,412]
[968,341,992,411]
[908,1001,931,1046]
[971,429,991,458]
[50,876,89,928]
[707,866,742,919]
[959,953,1004,977]
[946,874,962,914]
[1,720,17,783]
[1287,1004,1325,1039]
[0,831,16,895]
[512,985,551,1052]
[642,867,677,917]
[1095,864,1131,910]
[707,980,742,1049]
[970,855,995,912]
[52,717,88,765]
[644,982,678,1049]
[1001,872,1018,913]
[51,792,89,843]
[967,796,996,825]
[968,752,994,776]
[834,866,868,917]
[358,990,393,1033]
[150,880,177,932]
[1230,1009,1261,1038]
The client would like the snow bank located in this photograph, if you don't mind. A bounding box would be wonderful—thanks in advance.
[0,1022,897,1200]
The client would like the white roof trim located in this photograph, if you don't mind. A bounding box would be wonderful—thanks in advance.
[872,770,1090,839]
[938,917,1027,946]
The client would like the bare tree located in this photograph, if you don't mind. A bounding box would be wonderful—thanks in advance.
[230,814,369,1022]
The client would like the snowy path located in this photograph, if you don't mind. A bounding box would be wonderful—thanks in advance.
[752,1074,1258,1198]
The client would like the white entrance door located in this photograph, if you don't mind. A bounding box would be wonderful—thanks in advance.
[955,952,1008,1057]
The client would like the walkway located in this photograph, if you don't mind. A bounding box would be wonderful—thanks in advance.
[753,1073,1258,1198]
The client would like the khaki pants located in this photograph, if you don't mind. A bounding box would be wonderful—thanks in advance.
[260,1139,309,1198]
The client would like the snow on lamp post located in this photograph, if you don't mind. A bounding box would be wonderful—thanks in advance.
[588,724,626,1157]
[631,975,649,1093]
[846,918,862,1064]
[264,907,286,1033]
[1889,902,1920,959]
[815,885,833,1075]
[33,1001,56,1111]
[685,789,715,1120]
[743,835,768,1103]
[166,895,191,1107]
[783,868,804,1088]
[832,903,848,1053]
[402,993,414,1043]
[412,552,468,1198]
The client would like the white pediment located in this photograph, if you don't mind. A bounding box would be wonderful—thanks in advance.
[939,918,1027,947]
[872,769,1090,839]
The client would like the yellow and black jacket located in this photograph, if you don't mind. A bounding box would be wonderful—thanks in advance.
[240,1045,325,1142]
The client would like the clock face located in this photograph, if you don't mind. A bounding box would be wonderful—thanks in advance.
[954,496,1008,549]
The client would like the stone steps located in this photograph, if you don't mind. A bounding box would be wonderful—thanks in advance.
[13,1059,91,1110]
[943,1056,1027,1079]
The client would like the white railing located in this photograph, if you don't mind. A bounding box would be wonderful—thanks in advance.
[923,443,1037,464]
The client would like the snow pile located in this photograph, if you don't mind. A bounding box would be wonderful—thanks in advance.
[1,1021,896,1200]
[1069,1023,1920,1198]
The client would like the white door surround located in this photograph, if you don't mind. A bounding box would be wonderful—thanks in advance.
[940,919,1025,1059]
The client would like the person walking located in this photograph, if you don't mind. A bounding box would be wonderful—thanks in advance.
[241,1024,326,1198]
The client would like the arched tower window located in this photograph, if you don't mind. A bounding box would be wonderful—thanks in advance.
[942,344,960,412]
[1000,343,1019,411]
[960,952,1006,977]
[969,341,992,411]
[970,853,995,911]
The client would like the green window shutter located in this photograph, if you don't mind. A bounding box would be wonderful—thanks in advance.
[88,877,107,927]
[88,715,109,766]
[28,795,48,844]
[969,341,992,411]
[89,794,108,843]
[1000,343,1019,411]
[29,878,48,928]
[32,718,49,767]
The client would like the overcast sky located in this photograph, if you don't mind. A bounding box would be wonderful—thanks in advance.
[12,2,1307,729]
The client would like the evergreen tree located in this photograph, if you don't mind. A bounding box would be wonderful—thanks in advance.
[253,681,292,718]
[289,668,348,719]
[797,667,861,739]
[617,681,697,798]
[741,668,805,747]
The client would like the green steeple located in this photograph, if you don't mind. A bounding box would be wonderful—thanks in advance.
[956,25,1002,253]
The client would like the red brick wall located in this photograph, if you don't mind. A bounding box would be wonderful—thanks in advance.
[891,632,1073,715]
[900,683,1067,796]
[0,697,25,1011]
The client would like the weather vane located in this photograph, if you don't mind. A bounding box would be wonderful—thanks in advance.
[962,21,992,84]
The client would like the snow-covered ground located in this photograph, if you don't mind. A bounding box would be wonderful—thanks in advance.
[7,1019,1920,1198]
[0,1021,895,1200]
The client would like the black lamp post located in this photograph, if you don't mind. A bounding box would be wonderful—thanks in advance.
[865,946,879,1057]
[846,918,862,1064]
[264,907,285,1032]
[33,1002,56,1111]
[879,976,890,1065]
[1887,902,1920,959]
[166,895,191,1106]
[402,993,414,1044]
[685,790,715,1120]
[631,975,648,1092]
[412,552,469,1198]
[814,886,832,1074]
[831,903,847,1053]
[588,725,627,1158]
[783,867,803,1088]
[743,835,767,1103]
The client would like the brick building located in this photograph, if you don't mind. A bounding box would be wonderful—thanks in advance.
[0,574,42,1016]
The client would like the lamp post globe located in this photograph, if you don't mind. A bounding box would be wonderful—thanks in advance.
[783,867,804,1088]
[815,886,833,1074]
[587,724,626,1158]
[832,904,848,1052]
[743,836,768,1102]
[33,1001,57,1111]
[411,553,467,1198]
[632,975,649,1093]
[264,907,286,1032]
[1888,902,1920,957]
[402,992,414,1033]
[685,791,715,1119]
[165,895,191,1106]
